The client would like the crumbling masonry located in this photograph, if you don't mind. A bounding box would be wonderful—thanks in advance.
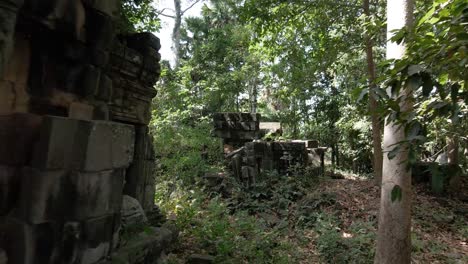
[0,1,167,263]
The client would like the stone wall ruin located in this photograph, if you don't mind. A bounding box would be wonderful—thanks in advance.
[0,1,167,263]
[213,113,327,183]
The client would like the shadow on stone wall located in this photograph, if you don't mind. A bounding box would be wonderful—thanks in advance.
[0,1,173,263]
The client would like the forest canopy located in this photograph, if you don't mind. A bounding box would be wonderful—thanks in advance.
[125,0,467,263]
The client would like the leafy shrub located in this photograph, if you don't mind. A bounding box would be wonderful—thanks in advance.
[314,213,375,264]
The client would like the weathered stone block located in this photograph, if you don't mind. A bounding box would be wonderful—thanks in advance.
[143,184,156,212]
[119,60,141,79]
[126,33,161,52]
[0,217,56,264]
[89,0,120,17]
[124,47,143,66]
[93,102,110,120]
[273,142,307,152]
[212,129,259,140]
[245,142,267,153]
[33,116,135,171]
[0,248,6,264]
[63,40,86,62]
[82,64,101,98]
[71,169,125,219]
[89,49,109,68]
[292,140,319,149]
[13,83,29,112]
[85,121,134,170]
[134,126,155,160]
[0,165,18,216]
[0,113,43,165]
[109,226,174,264]
[20,168,125,223]
[3,33,31,86]
[97,73,113,101]
[86,9,115,50]
[261,158,275,171]
[19,168,67,223]
[121,195,147,228]
[124,160,155,210]
[229,130,259,140]
[141,69,159,86]
[80,215,117,264]
[241,166,256,179]
[32,116,84,170]
[143,49,161,73]
[213,112,261,122]
[0,80,14,114]
[69,102,94,120]
[214,121,259,131]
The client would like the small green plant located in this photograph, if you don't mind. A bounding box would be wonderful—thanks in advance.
[314,213,375,264]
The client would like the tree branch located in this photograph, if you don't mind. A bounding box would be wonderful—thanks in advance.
[159,13,176,19]
[181,0,202,15]
[157,8,176,18]
[157,8,175,14]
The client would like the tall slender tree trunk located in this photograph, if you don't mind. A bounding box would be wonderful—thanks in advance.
[250,77,258,113]
[336,143,340,167]
[447,136,459,165]
[363,0,383,186]
[375,0,415,263]
[172,0,182,68]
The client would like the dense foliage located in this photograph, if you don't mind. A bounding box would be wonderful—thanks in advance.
[134,0,467,262]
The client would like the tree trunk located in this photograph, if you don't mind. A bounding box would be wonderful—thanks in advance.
[447,136,461,193]
[331,144,336,167]
[363,0,383,186]
[447,136,458,165]
[336,143,340,167]
[374,0,414,263]
[172,0,182,68]
[250,78,258,113]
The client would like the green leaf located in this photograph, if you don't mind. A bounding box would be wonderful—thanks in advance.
[374,87,389,100]
[356,87,369,102]
[391,185,403,202]
[388,145,401,160]
[417,5,436,26]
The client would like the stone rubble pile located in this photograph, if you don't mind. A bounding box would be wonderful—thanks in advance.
[212,112,326,183]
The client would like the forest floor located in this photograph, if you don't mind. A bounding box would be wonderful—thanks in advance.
[161,170,468,264]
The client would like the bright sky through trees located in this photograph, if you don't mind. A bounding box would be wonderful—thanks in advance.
[156,0,203,65]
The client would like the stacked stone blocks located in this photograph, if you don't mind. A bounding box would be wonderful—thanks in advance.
[243,141,308,180]
[212,112,261,141]
[212,113,323,182]
[0,0,163,263]
[1,115,134,263]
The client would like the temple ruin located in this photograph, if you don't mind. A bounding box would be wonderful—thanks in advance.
[0,1,172,263]
[213,112,326,184]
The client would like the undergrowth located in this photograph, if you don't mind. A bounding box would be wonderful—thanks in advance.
[151,120,378,263]
[151,119,467,263]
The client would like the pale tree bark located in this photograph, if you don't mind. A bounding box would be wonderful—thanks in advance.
[447,136,458,165]
[172,0,182,68]
[250,77,258,113]
[374,0,415,263]
[363,0,383,186]
[447,136,461,193]
[159,0,202,68]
